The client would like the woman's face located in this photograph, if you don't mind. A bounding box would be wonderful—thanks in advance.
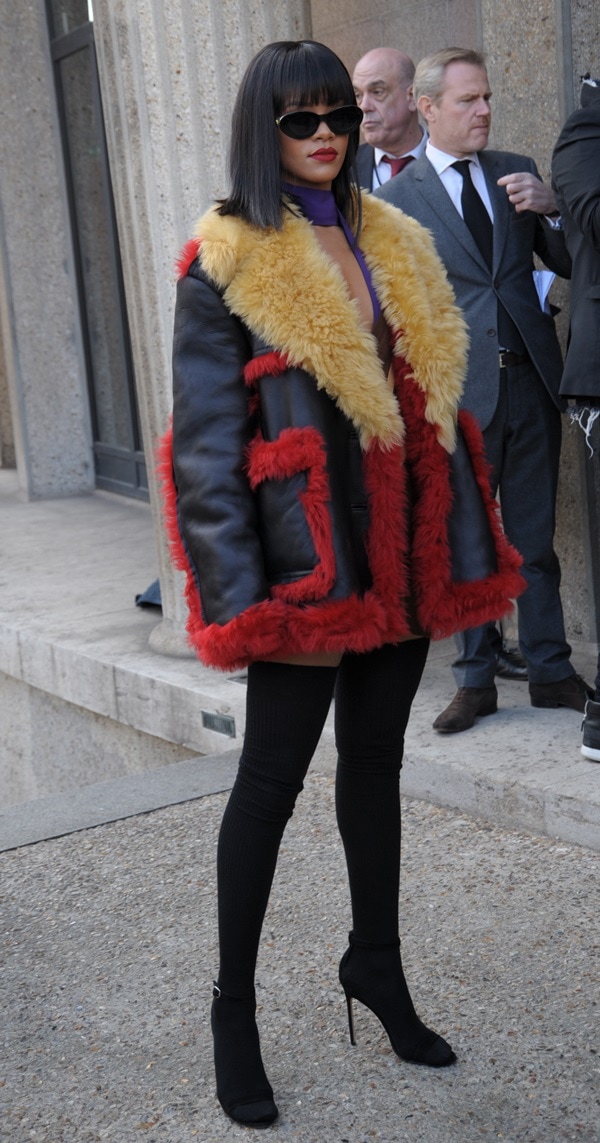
[278,101,349,190]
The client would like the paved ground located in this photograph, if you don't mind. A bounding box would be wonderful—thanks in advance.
[1,472,599,1141]
[2,767,599,1143]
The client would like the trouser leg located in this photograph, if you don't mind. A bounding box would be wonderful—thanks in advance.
[453,364,570,687]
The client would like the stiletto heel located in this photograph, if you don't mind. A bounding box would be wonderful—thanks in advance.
[211,983,279,1128]
[339,932,456,1068]
[344,988,356,1045]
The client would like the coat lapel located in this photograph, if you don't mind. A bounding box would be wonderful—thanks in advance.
[195,195,467,453]
[197,205,404,450]
[411,154,490,272]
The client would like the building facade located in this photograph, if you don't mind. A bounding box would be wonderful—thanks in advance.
[1,0,598,800]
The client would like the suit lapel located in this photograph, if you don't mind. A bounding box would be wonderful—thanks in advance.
[412,154,490,272]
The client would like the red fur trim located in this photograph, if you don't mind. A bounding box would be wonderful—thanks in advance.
[396,374,524,638]
[156,424,211,654]
[246,428,336,602]
[156,424,188,574]
[363,440,414,642]
[244,352,289,386]
[175,237,201,280]
[156,350,524,672]
[157,424,387,670]
[246,427,321,486]
[247,391,261,418]
[186,592,391,672]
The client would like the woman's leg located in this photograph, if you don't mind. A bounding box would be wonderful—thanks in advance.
[216,660,337,994]
[335,640,456,1067]
[334,640,429,942]
[212,660,337,1124]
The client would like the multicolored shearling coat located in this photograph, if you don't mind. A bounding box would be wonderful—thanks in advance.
[159,194,523,671]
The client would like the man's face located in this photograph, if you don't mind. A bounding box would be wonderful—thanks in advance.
[353,52,416,153]
[420,62,491,157]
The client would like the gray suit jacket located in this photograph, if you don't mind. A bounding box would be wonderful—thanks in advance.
[552,102,600,398]
[376,150,571,429]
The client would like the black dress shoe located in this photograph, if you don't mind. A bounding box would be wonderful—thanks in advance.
[495,641,528,681]
[433,685,498,733]
[529,673,594,713]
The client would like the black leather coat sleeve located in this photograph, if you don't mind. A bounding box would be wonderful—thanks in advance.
[552,110,600,253]
[171,262,270,626]
[526,158,572,278]
[534,214,572,278]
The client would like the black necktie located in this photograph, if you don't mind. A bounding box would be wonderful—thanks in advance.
[452,159,493,267]
[451,159,525,354]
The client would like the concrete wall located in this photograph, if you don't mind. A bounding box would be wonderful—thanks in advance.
[0,3,94,498]
[570,0,600,103]
[311,0,481,71]
[92,0,312,655]
[0,671,197,806]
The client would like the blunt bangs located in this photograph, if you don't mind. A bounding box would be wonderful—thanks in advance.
[271,40,356,116]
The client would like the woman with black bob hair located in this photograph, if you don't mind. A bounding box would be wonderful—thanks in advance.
[219,37,361,230]
[161,38,522,1129]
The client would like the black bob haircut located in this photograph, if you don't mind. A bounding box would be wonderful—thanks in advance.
[218,39,362,234]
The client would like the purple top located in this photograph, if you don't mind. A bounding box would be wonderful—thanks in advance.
[282,183,381,324]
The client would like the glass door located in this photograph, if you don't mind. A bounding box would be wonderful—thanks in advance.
[47,0,148,498]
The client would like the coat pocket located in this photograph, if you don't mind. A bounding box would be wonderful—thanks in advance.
[246,426,336,603]
[447,422,498,582]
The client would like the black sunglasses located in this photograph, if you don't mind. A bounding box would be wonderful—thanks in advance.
[275,105,363,140]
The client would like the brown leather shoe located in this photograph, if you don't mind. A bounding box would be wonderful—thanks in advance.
[529,673,594,713]
[433,686,498,733]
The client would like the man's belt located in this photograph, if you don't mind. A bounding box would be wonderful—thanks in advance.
[499,350,529,369]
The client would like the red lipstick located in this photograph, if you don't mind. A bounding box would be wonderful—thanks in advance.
[310,148,338,162]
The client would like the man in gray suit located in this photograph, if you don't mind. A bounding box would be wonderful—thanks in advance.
[355,46,526,683]
[352,48,427,191]
[377,46,592,732]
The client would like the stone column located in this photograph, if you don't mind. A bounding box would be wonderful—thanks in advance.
[0,5,94,498]
[92,0,311,655]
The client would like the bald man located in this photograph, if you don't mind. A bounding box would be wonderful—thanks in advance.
[352,47,427,190]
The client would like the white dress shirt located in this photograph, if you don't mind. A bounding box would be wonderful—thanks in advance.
[371,132,428,189]
[425,141,494,220]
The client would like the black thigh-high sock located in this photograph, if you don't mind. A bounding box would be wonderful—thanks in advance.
[334,641,455,1068]
[334,640,429,941]
[215,660,337,996]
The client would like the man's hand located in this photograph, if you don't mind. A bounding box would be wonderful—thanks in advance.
[497,171,559,216]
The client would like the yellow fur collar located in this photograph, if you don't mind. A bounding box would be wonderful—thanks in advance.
[195,196,467,451]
